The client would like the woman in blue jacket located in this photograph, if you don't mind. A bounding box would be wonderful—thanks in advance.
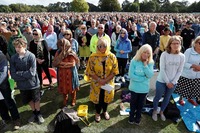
[114,28,132,82]
[128,44,154,125]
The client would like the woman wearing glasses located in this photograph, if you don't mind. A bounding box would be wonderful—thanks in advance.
[152,36,185,122]
[85,38,119,122]
[29,28,53,89]
[114,28,132,83]
[7,25,26,58]
[175,36,200,106]
[63,29,78,54]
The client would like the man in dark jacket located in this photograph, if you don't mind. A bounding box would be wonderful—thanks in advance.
[142,21,160,68]
[0,50,20,130]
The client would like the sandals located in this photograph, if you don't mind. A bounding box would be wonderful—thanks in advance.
[179,100,185,106]
[95,114,101,123]
[104,112,110,120]
[188,98,198,106]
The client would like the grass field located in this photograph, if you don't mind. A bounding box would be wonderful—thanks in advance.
[0,72,190,133]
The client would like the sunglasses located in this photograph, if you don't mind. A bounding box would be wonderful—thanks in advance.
[98,27,103,29]
[98,45,107,49]
[33,33,38,36]
[121,32,125,34]
[11,30,16,32]
[64,33,70,36]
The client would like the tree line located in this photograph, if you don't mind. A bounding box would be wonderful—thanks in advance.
[0,0,200,13]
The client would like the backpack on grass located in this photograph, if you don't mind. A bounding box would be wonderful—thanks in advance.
[54,108,81,133]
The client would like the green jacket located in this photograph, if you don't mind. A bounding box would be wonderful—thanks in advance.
[7,28,27,57]
[90,33,111,53]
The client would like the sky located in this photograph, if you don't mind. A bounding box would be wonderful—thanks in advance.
[0,0,197,6]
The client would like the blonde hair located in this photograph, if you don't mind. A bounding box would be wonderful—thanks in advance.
[133,44,154,63]
[192,36,200,47]
[165,36,181,54]
[33,28,43,39]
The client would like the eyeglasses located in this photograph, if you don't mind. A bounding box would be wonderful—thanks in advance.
[33,33,38,36]
[98,45,107,49]
[98,27,103,29]
[11,30,16,32]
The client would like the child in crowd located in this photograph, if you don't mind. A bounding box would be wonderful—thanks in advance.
[10,38,45,124]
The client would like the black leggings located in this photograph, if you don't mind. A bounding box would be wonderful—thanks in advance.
[37,62,52,86]
[117,57,128,76]
[95,89,108,114]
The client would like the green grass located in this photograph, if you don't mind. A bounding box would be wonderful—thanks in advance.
[1,72,190,133]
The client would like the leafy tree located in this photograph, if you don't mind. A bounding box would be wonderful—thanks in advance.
[0,5,12,12]
[98,0,121,12]
[47,2,65,12]
[160,2,178,13]
[171,1,188,12]
[9,3,31,12]
[129,3,140,12]
[88,3,101,12]
[122,0,131,12]
[71,0,89,12]
[140,1,156,12]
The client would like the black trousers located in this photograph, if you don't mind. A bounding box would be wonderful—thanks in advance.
[37,62,52,86]
[49,49,57,67]
[95,89,108,114]
[0,87,20,121]
[117,57,128,76]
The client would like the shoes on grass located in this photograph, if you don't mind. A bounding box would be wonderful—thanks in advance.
[95,114,101,123]
[13,119,20,130]
[104,112,110,120]
[37,114,45,124]
[28,114,36,123]
[160,114,166,121]
[152,113,158,121]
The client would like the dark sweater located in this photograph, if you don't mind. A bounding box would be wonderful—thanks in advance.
[10,50,40,90]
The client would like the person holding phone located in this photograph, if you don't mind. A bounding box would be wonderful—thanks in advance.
[128,44,154,125]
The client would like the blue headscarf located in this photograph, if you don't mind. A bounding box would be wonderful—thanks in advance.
[118,28,129,42]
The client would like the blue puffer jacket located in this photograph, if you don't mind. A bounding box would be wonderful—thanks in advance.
[114,28,132,59]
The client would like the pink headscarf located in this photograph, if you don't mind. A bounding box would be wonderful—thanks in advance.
[45,25,54,37]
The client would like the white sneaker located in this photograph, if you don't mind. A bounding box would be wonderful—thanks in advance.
[116,76,121,82]
[160,114,166,121]
[152,113,158,121]
[121,76,125,83]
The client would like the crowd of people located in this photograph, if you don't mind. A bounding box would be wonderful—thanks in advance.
[0,12,200,130]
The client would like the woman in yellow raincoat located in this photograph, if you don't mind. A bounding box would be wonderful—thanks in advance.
[84,38,119,122]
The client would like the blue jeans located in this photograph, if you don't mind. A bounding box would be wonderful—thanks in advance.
[153,81,176,112]
[129,91,147,122]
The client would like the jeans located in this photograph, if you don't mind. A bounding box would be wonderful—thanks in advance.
[153,81,176,112]
[0,86,20,121]
[129,91,147,122]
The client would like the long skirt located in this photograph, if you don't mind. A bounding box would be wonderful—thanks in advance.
[175,76,200,99]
